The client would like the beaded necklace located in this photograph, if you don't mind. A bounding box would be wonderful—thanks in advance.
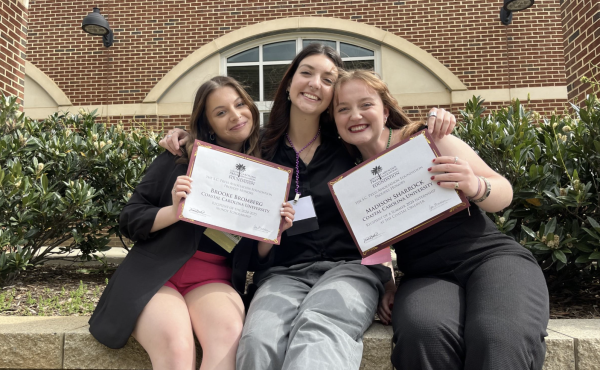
[285,127,321,202]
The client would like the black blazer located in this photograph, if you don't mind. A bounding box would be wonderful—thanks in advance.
[89,151,256,349]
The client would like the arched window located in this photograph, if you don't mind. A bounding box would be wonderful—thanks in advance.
[223,36,379,124]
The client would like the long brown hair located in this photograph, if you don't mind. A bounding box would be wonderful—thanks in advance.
[260,43,344,160]
[332,69,423,158]
[178,76,260,163]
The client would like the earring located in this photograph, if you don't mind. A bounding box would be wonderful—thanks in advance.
[384,116,388,123]
[209,132,215,141]
[287,90,291,101]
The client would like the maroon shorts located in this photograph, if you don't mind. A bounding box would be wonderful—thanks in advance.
[164,251,232,296]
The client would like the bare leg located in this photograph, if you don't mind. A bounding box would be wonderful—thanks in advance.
[185,283,245,370]
[132,286,196,370]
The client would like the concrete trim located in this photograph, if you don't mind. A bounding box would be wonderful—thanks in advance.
[0,318,597,369]
[143,17,467,103]
[24,87,568,120]
[25,61,72,107]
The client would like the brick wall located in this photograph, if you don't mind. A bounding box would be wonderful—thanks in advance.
[561,0,600,103]
[0,0,28,104]
[26,0,566,109]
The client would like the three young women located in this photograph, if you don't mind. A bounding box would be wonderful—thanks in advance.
[161,43,456,370]
[89,76,294,370]
[332,69,549,370]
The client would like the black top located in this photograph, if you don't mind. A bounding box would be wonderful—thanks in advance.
[394,197,535,278]
[89,151,256,349]
[260,133,390,283]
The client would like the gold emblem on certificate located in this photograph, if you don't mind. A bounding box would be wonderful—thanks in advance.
[329,131,469,257]
[178,140,292,245]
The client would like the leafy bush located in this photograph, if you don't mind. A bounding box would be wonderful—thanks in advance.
[0,95,162,285]
[457,93,600,277]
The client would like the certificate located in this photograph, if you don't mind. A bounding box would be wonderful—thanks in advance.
[178,140,292,244]
[329,130,469,257]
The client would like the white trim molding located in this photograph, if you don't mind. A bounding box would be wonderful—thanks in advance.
[144,17,467,104]
[24,61,72,107]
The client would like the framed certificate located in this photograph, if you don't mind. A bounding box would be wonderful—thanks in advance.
[178,140,292,244]
[328,130,469,257]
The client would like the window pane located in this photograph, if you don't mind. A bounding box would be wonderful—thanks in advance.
[340,43,374,58]
[227,65,260,101]
[263,41,296,62]
[227,47,259,63]
[262,112,270,126]
[302,39,336,50]
[263,64,290,101]
[343,60,375,71]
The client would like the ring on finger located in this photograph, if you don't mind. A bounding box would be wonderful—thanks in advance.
[454,156,458,164]
[455,182,459,189]
[427,112,437,118]
[167,135,172,138]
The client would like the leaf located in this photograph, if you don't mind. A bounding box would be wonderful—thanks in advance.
[587,217,600,233]
[589,251,600,260]
[553,250,568,264]
[582,227,600,240]
[546,218,557,235]
[575,254,591,263]
[526,198,542,206]
[521,225,537,239]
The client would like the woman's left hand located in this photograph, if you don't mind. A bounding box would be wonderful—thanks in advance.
[430,156,480,198]
[377,288,395,325]
[426,108,457,141]
[280,202,295,232]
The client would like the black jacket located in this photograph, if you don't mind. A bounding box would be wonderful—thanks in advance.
[89,151,256,349]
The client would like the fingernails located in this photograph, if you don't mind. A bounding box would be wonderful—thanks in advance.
[280,208,284,212]
[427,167,431,171]
[430,176,435,180]
[437,182,441,185]
[389,303,394,310]
[432,158,436,163]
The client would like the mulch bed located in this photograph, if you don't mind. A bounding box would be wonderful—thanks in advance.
[1,264,599,318]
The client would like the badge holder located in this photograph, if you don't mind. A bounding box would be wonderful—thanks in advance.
[286,195,319,236]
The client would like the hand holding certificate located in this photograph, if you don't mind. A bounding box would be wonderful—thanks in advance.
[178,140,292,244]
[329,130,469,257]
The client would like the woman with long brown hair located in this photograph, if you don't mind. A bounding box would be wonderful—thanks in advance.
[90,76,294,370]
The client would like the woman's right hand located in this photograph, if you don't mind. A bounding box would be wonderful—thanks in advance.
[160,128,190,156]
[171,175,193,218]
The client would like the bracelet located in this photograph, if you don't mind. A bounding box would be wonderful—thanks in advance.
[467,176,482,200]
[472,176,491,203]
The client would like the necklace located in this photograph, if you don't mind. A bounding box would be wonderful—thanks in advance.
[386,126,393,149]
[285,127,321,202]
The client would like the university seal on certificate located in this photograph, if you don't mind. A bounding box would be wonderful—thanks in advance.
[178,140,292,245]
[328,130,469,257]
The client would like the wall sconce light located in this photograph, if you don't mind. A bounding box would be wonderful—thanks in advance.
[82,7,113,47]
[500,0,535,26]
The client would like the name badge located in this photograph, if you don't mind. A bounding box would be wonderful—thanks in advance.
[204,228,241,253]
[286,196,319,236]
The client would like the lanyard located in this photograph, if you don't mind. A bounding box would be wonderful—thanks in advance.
[285,127,321,202]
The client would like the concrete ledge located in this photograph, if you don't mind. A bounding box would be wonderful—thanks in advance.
[0,318,598,370]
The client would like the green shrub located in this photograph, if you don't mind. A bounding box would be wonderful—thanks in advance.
[457,94,600,276]
[0,95,163,285]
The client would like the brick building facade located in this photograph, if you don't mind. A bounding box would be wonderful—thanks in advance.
[0,0,28,106]
[1,0,598,127]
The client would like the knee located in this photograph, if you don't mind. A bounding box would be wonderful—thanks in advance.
[145,335,195,369]
[209,318,244,347]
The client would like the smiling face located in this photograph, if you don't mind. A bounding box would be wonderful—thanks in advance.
[288,54,338,117]
[333,78,389,148]
[205,86,254,151]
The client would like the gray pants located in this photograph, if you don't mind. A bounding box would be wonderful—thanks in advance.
[236,260,384,370]
[391,254,549,370]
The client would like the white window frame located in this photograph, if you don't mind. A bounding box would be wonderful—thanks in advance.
[221,33,381,125]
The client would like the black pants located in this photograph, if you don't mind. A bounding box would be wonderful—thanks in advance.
[391,253,549,370]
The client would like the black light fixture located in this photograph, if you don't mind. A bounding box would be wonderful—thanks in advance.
[82,7,113,47]
[500,0,535,26]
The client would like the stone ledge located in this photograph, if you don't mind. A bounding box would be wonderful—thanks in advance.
[0,317,598,369]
